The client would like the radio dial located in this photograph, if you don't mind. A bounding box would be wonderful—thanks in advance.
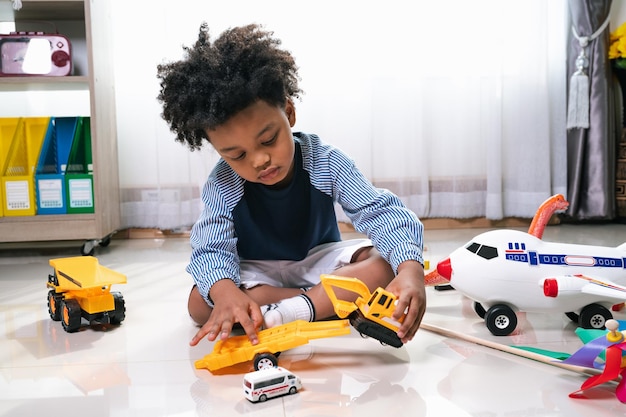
[52,50,70,67]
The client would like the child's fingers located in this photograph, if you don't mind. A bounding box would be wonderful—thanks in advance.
[238,314,260,345]
[190,320,219,346]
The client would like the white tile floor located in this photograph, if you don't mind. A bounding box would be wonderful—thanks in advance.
[1,223,626,416]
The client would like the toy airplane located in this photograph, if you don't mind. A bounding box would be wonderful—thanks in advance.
[426,194,626,336]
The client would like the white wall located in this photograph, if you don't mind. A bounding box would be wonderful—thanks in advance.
[613,0,626,28]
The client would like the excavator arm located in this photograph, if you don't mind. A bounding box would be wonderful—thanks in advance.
[320,274,372,318]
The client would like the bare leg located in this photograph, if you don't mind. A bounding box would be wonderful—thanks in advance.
[305,246,394,320]
[188,284,304,325]
[242,285,304,305]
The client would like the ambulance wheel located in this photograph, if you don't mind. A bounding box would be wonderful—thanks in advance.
[61,299,82,332]
[253,352,278,370]
[579,304,612,330]
[289,386,297,395]
[485,304,517,336]
[259,394,268,402]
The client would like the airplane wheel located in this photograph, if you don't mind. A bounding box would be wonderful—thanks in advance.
[485,304,517,336]
[253,352,278,370]
[473,302,486,319]
[61,299,82,332]
[579,304,612,330]
[565,312,579,323]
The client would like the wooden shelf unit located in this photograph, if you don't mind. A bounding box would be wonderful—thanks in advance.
[0,0,120,246]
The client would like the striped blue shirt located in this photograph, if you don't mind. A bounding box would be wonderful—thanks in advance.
[187,132,424,304]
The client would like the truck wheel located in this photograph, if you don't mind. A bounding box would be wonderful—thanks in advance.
[47,291,63,321]
[253,353,278,370]
[110,292,126,324]
[61,299,82,332]
[485,304,517,336]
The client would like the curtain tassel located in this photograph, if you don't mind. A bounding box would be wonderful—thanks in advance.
[567,16,610,130]
[567,69,590,129]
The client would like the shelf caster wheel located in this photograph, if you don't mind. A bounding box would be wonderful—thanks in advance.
[80,231,117,256]
[81,240,98,256]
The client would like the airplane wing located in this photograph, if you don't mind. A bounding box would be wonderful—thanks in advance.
[579,275,626,300]
[542,274,626,302]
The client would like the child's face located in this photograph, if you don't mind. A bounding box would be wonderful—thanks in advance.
[207,100,296,187]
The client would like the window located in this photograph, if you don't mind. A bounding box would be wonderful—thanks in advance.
[465,242,499,260]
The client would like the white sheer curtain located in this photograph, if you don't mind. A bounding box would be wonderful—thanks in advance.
[111,0,568,229]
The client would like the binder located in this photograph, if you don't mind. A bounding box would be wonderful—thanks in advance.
[1,117,49,216]
[65,117,94,214]
[0,118,20,217]
[35,117,78,214]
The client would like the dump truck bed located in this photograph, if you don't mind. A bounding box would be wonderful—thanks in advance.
[195,319,351,372]
[49,256,127,291]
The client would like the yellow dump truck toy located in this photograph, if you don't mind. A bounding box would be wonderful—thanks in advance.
[47,256,127,333]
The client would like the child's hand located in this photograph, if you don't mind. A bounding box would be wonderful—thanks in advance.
[189,279,264,346]
[386,260,426,344]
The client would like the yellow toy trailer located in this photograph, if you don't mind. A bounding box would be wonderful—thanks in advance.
[320,274,405,348]
[47,256,127,333]
[195,319,351,372]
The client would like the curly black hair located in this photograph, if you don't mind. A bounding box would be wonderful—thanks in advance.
[156,23,302,151]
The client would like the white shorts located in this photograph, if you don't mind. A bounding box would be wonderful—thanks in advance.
[239,238,373,290]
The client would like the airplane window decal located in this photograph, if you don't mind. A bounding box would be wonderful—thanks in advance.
[537,254,625,268]
[466,242,480,254]
[477,245,498,259]
[508,242,526,251]
[503,247,625,269]
[465,242,498,260]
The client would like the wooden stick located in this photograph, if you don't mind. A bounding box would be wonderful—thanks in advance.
[420,322,601,376]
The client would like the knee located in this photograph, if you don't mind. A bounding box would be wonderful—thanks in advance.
[351,247,394,279]
[188,286,212,326]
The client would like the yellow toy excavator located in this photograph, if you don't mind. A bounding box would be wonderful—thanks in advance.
[320,274,405,348]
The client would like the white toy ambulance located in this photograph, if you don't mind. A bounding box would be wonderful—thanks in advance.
[243,366,302,402]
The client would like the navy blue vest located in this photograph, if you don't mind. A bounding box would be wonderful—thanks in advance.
[233,142,340,260]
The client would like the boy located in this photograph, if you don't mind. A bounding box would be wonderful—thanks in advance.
[156,23,426,347]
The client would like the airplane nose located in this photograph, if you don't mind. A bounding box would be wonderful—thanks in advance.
[437,257,452,281]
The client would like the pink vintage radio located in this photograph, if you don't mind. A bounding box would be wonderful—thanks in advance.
[0,31,72,76]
